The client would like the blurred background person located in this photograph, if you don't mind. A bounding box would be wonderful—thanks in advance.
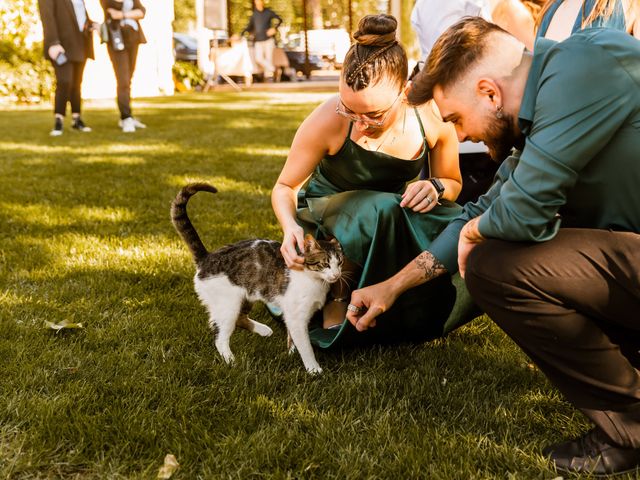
[491,0,546,50]
[537,0,639,41]
[38,0,95,136]
[411,0,492,62]
[101,0,147,133]
[242,0,282,82]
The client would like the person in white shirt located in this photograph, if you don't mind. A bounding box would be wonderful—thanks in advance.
[411,0,492,61]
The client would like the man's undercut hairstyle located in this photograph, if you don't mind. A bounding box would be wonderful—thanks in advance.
[342,14,408,91]
[407,17,508,106]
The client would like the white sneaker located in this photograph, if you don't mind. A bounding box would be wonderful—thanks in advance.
[49,117,63,136]
[121,117,136,133]
[118,117,146,129]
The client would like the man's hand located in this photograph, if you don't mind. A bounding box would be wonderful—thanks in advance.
[458,216,485,279]
[346,281,399,332]
[266,27,277,37]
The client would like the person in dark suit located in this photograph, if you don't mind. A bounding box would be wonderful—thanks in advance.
[100,0,147,132]
[38,0,95,136]
[242,0,282,82]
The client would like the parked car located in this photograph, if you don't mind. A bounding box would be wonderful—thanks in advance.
[173,33,197,63]
[284,29,350,68]
[282,50,327,79]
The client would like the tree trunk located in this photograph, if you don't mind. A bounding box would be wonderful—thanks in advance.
[308,0,323,29]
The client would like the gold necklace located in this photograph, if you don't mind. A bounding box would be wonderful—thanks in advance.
[363,104,407,152]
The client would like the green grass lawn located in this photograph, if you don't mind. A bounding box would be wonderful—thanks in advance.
[0,91,617,479]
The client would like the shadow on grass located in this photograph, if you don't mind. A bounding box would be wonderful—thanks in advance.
[0,92,606,479]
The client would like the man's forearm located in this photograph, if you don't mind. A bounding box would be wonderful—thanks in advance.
[387,250,447,296]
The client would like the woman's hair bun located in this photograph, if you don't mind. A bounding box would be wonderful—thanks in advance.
[353,14,397,47]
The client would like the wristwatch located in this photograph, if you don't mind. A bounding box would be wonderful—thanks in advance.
[429,177,445,200]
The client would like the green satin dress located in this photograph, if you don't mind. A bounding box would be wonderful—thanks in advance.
[296,115,472,349]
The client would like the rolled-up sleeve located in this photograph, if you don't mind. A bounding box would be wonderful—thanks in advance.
[429,155,519,272]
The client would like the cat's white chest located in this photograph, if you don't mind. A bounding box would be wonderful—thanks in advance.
[284,270,329,311]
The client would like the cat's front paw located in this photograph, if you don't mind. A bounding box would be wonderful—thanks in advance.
[305,364,322,374]
[216,345,235,365]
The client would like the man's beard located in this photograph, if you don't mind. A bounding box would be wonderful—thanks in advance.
[484,112,519,162]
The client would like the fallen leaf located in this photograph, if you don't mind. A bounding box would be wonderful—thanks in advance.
[157,454,179,479]
[45,320,84,332]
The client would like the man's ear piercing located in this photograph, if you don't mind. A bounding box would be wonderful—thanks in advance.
[496,105,504,119]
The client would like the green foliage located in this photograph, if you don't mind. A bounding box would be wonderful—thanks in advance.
[0,0,54,102]
[0,91,610,479]
[399,0,419,60]
[172,60,205,90]
[172,0,394,40]
[0,57,54,103]
[228,0,383,36]
[173,0,197,33]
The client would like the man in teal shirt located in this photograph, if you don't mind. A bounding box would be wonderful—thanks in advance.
[346,18,640,475]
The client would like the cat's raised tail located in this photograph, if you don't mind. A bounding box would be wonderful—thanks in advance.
[171,183,218,264]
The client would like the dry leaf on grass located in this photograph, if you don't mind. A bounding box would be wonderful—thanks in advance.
[157,454,179,479]
[45,320,84,332]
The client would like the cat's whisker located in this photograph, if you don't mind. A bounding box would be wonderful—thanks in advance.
[339,273,355,284]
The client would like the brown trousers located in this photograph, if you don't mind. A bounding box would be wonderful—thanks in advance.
[465,228,640,448]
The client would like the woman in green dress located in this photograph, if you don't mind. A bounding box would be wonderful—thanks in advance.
[271,14,466,348]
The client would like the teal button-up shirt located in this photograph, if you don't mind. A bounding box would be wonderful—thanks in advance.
[430,28,640,273]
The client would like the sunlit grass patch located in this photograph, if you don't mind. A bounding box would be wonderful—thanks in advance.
[0,91,601,479]
[2,203,136,227]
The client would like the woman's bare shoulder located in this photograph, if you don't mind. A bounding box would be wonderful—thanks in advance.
[296,94,350,149]
[415,100,452,146]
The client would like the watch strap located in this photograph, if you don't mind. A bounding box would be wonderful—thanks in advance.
[429,177,445,199]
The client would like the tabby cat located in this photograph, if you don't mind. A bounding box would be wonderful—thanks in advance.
[171,183,343,373]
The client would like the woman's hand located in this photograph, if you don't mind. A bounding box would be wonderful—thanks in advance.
[48,44,65,60]
[107,8,124,20]
[400,180,438,213]
[280,225,305,270]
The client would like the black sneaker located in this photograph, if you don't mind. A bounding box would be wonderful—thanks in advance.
[50,117,63,136]
[72,118,92,132]
[544,427,640,476]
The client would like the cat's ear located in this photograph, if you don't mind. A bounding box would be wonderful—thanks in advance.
[304,234,320,252]
[329,237,341,249]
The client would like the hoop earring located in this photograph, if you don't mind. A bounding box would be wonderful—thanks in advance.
[496,105,504,119]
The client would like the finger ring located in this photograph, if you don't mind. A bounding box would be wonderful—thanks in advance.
[347,304,362,313]
[426,195,433,204]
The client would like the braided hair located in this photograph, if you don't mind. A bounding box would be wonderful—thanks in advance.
[343,14,408,91]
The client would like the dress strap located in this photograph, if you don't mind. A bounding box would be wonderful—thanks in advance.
[414,107,427,139]
[413,107,431,177]
[346,120,354,139]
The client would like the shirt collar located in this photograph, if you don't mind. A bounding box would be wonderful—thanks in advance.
[518,37,558,135]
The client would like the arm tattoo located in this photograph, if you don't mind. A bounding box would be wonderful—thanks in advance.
[414,251,446,281]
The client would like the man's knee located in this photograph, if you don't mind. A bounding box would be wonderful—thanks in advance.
[465,239,515,297]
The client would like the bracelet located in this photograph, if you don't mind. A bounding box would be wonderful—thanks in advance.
[329,296,348,303]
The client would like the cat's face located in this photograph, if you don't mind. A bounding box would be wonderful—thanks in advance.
[302,235,343,283]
